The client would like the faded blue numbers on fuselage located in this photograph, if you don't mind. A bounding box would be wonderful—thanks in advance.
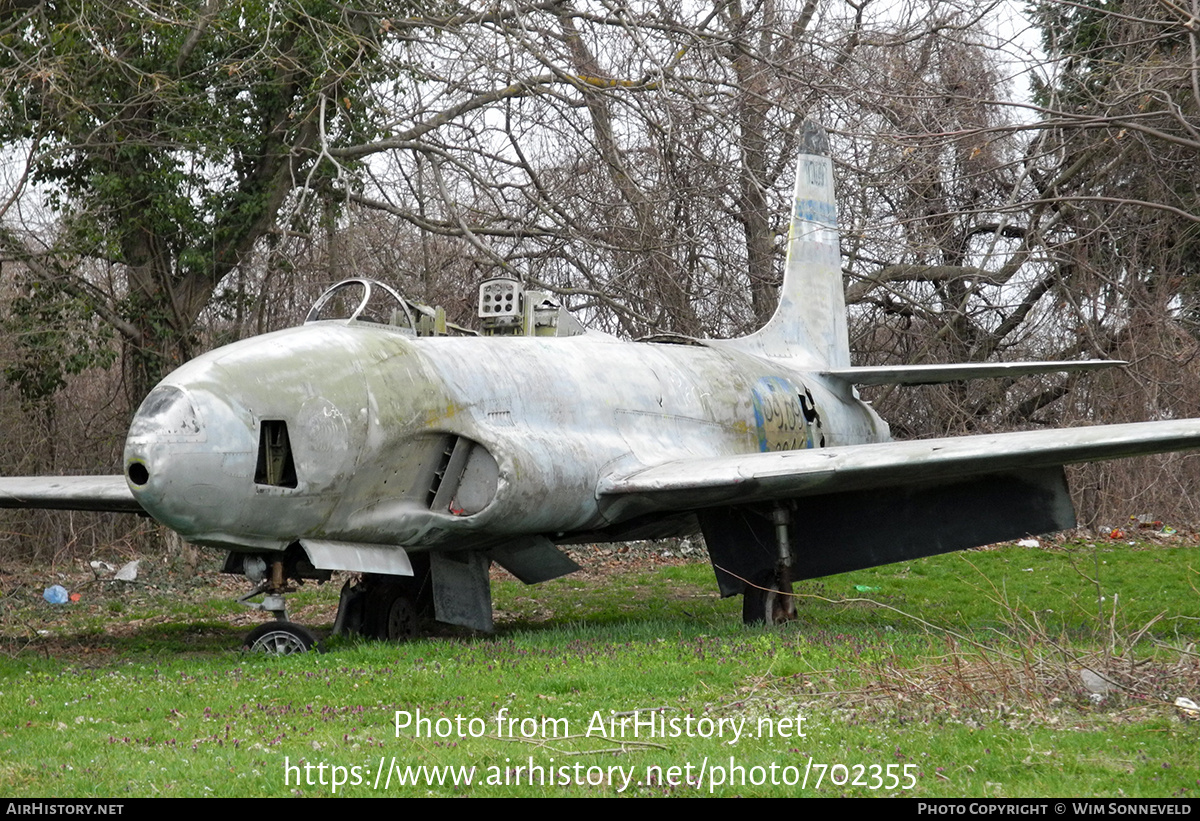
[751,376,822,452]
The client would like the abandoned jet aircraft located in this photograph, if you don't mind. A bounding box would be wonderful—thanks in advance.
[4,121,1200,653]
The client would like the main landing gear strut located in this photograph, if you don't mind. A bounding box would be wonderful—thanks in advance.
[742,505,798,626]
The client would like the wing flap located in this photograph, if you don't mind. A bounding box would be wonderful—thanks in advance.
[823,360,1123,386]
[598,419,1200,511]
[0,476,142,513]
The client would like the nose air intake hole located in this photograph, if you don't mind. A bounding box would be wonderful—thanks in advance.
[128,462,149,486]
[255,420,298,488]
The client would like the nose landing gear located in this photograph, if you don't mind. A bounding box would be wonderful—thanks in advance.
[227,548,330,655]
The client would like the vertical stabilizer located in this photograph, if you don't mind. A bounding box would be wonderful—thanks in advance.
[739,121,848,367]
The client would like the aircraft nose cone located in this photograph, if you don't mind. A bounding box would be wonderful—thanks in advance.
[124,383,253,537]
[125,384,208,489]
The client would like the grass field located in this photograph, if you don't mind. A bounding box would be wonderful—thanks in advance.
[1,535,1196,797]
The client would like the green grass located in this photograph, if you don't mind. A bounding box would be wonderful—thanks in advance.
[0,539,1196,797]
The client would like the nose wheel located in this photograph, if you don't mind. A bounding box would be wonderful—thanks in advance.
[243,622,319,655]
[234,552,324,654]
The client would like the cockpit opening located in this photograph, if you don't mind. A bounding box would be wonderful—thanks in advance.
[305,279,415,327]
[305,279,477,337]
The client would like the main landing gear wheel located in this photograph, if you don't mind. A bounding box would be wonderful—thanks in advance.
[764,579,797,625]
[379,588,421,641]
[357,580,424,643]
[243,622,320,655]
[743,572,797,626]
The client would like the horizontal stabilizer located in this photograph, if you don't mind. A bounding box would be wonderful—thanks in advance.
[0,476,142,513]
[598,419,1200,512]
[823,360,1123,386]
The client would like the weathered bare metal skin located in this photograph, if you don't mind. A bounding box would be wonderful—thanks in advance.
[106,120,1200,575]
[9,121,1200,636]
[121,317,890,555]
[125,323,372,550]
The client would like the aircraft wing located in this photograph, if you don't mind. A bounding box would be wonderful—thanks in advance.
[597,419,1200,510]
[0,476,143,513]
[823,360,1123,386]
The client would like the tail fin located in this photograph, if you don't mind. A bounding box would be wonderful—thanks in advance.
[738,121,849,368]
